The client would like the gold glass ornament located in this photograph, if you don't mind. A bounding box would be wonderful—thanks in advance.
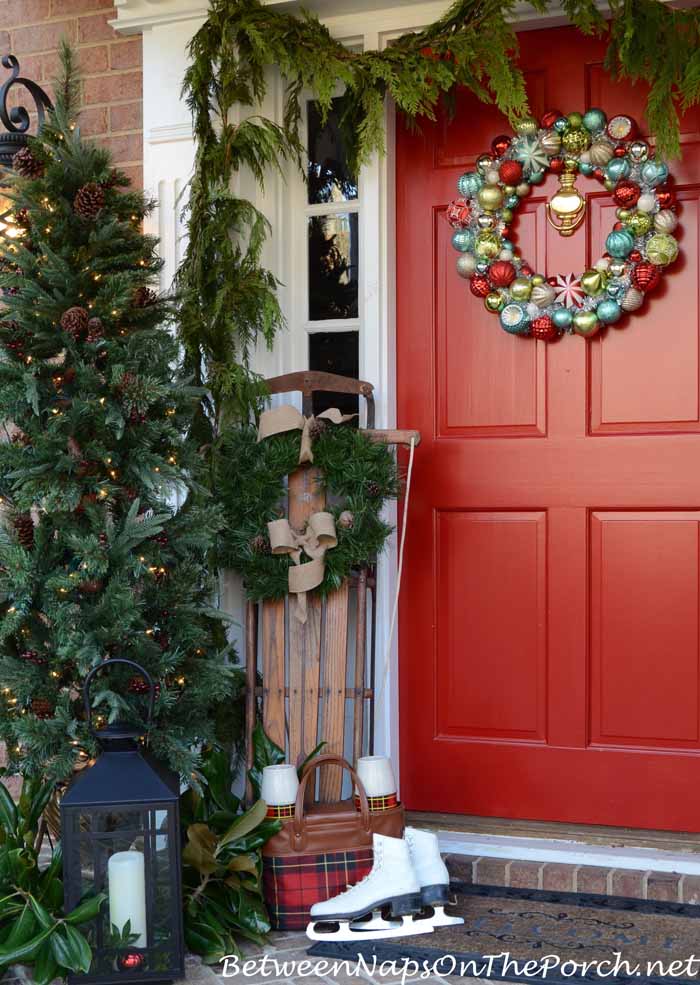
[501,208,513,223]
[646,233,678,266]
[588,139,615,166]
[540,131,562,156]
[485,291,505,312]
[604,178,615,192]
[546,165,586,237]
[561,128,590,154]
[516,183,530,197]
[653,209,678,234]
[626,211,653,237]
[515,117,538,136]
[581,269,608,296]
[531,274,545,286]
[572,310,599,336]
[510,276,532,301]
[621,287,644,312]
[616,208,631,221]
[475,231,501,258]
[531,283,556,307]
[477,184,504,212]
[503,184,516,195]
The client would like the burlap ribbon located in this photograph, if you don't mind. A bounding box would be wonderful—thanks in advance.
[258,404,355,621]
[257,405,355,464]
[268,512,337,622]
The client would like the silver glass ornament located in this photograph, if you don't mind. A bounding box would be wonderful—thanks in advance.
[476,154,493,174]
[628,140,649,163]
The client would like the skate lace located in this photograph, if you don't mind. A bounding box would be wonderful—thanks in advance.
[344,847,382,892]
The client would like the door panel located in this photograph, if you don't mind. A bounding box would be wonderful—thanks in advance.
[397,25,700,830]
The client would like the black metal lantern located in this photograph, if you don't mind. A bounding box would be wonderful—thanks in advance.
[0,54,52,239]
[61,660,185,985]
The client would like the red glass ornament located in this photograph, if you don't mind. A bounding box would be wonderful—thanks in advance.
[547,276,558,286]
[540,110,562,129]
[593,168,605,181]
[631,262,661,293]
[520,265,533,277]
[613,146,627,158]
[117,953,144,972]
[531,315,559,342]
[613,180,640,208]
[491,134,511,158]
[607,115,637,142]
[498,159,523,185]
[489,260,516,288]
[549,157,565,174]
[629,250,642,263]
[446,198,471,228]
[656,187,676,209]
[470,275,490,298]
[613,221,624,231]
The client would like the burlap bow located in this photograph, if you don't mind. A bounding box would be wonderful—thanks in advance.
[268,512,337,622]
[257,405,355,464]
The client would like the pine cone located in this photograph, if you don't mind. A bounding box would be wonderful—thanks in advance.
[307,418,327,440]
[73,182,105,220]
[12,146,44,178]
[13,512,34,549]
[60,306,89,339]
[366,480,382,499]
[31,698,53,719]
[250,534,270,555]
[86,317,104,342]
[133,286,157,308]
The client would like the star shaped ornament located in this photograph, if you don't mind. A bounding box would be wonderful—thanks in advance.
[553,273,584,308]
[512,136,549,176]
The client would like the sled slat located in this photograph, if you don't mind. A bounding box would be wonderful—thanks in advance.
[261,598,286,752]
[319,581,350,802]
[353,569,368,765]
[288,464,324,767]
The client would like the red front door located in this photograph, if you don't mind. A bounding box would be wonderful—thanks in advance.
[397,25,700,831]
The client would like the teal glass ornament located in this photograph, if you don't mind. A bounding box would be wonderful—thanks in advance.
[529,170,545,184]
[583,108,607,134]
[579,162,594,176]
[457,171,482,198]
[640,161,669,187]
[500,303,530,335]
[505,194,519,209]
[606,157,630,183]
[606,281,623,298]
[451,229,475,253]
[476,260,490,274]
[605,228,635,258]
[552,307,573,330]
[501,239,514,252]
[554,117,568,133]
[596,299,622,324]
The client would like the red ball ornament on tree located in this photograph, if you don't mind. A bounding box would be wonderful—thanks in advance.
[469,275,491,298]
[531,315,559,342]
[593,168,605,182]
[613,180,640,208]
[491,134,511,158]
[549,157,565,174]
[629,250,642,263]
[499,160,522,185]
[547,276,558,287]
[656,187,676,210]
[489,260,516,288]
[540,110,562,129]
[117,953,144,972]
[631,262,661,293]
[613,146,627,158]
[520,265,533,278]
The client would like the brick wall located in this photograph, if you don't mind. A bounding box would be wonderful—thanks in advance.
[0,0,143,188]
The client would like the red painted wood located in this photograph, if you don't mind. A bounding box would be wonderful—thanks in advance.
[397,25,700,831]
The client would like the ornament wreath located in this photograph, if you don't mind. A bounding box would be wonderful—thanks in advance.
[215,422,399,603]
[449,108,680,340]
[178,0,700,425]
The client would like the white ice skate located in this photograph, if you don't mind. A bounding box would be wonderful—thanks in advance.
[305,833,434,942]
[404,827,464,929]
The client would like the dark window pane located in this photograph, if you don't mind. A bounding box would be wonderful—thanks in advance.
[308,213,358,321]
[309,331,359,418]
[307,98,358,204]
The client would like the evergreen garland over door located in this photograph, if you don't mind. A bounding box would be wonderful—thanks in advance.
[397,26,700,831]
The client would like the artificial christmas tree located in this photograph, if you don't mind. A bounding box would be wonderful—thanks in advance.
[0,45,237,785]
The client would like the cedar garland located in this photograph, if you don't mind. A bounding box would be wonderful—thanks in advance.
[177,0,700,430]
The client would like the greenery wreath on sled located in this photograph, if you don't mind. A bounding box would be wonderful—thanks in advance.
[449,108,681,340]
[216,415,399,605]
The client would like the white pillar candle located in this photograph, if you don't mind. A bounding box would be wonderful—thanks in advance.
[108,850,147,947]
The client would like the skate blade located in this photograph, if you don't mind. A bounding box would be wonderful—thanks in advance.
[415,905,464,930]
[349,910,399,932]
[306,914,434,942]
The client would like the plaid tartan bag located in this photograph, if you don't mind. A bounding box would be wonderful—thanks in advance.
[262,754,405,930]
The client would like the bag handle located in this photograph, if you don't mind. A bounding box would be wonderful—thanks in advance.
[293,754,371,846]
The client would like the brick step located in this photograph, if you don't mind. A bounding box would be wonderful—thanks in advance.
[445,854,700,905]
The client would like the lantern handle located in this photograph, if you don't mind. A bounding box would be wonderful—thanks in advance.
[83,658,155,737]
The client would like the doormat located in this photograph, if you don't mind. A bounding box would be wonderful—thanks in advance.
[307,882,700,983]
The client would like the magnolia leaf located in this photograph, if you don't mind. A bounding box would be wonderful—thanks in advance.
[218,799,267,849]
[226,853,258,875]
[183,823,219,874]
[65,893,106,925]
